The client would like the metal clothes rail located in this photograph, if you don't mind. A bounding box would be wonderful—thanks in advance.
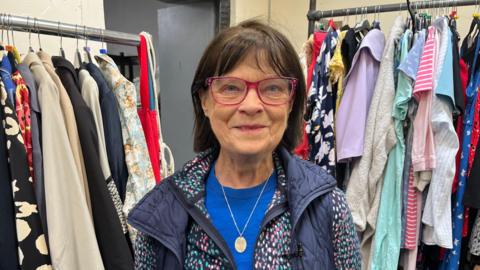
[0,13,140,46]
[307,0,478,35]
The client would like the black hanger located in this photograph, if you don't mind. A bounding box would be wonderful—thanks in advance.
[354,7,370,34]
[406,0,416,32]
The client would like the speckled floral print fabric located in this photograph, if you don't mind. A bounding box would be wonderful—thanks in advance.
[184,222,230,269]
[95,54,156,241]
[331,188,361,269]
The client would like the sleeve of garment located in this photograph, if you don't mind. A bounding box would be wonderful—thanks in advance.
[331,188,362,269]
[134,232,158,270]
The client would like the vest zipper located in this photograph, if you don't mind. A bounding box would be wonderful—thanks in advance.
[170,182,238,270]
[251,202,288,269]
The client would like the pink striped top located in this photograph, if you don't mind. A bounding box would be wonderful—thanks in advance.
[412,26,437,172]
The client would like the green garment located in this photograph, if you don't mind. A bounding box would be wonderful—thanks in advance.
[371,29,412,270]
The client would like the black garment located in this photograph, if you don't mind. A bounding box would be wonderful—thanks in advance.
[451,25,466,115]
[52,56,134,270]
[461,31,479,81]
[341,29,359,73]
[1,82,51,269]
[85,62,128,202]
[0,84,19,270]
[464,135,480,208]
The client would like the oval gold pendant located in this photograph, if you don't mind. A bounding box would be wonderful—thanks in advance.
[235,236,247,253]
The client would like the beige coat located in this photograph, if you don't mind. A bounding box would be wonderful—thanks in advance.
[22,53,104,270]
[37,51,91,212]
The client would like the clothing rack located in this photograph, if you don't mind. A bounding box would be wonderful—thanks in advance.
[0,13,140,46]
[307,0,478,36]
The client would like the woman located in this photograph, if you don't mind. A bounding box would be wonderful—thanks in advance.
[128,20,361,269]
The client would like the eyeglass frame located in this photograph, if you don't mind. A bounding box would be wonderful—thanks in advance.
[204,76,298,106]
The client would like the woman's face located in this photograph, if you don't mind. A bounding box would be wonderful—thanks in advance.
[200,52,293,158]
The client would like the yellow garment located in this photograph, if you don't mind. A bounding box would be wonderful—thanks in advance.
[328,30,347,111]
[5,45,21,64]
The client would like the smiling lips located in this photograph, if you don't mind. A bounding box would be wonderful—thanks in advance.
[235,124,267,132]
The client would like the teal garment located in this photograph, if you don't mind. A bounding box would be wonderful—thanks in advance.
[371,30,412,270]
[435,29,455,107]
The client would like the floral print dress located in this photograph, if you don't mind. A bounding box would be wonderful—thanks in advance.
[306,29,338,176]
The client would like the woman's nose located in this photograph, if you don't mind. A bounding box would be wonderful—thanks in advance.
[238,87,264,114]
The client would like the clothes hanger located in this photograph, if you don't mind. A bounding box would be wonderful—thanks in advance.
[372,6,381,30]
[58,21,65,58]
[9,15,16,48]
[406,0,416,32]
[34,18,42,52]
[75,24,83,64]
[354,6,370,34]
[83,25,93,63]
[26,17,34,53]
[100,29,108,54]
[327,10,336,31]
[341,9,350,30]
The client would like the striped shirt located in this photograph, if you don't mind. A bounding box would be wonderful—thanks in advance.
[412,26,436,172]
[404,165,417,249]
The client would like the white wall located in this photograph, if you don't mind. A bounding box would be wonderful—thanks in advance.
[3,0,105,62]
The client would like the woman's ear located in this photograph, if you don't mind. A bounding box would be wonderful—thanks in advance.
[199,89,210,117]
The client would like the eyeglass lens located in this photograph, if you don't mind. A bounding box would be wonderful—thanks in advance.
[210,77,293,105]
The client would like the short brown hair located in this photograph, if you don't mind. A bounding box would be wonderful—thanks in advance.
[191,20,306,153]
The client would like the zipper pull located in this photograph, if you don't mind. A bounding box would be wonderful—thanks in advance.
[296,243,304,258]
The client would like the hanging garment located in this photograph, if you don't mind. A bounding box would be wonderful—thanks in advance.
[22,52,104,270]
[137,34,161,183]
[0,80,19,270]
[0,80,52,269]
[451,24,466,115]
[399,187,423,270]
[370,29,411,270]
[12,70,33,177]
[95,54,156,241]
[411,26,437,194]
[346,16,405,269]
[306,29,338,175]
[79,65,128,233]
[0,52,16,105]
[17,63,46,235]
[422,21,458,249]
[52,56,133,270]
[453,59,469,193]
[295,31,327,160]
[79,66,112,195]
[143,32,174,178]
[328,30,347,112]
[37,51,92,213]
[398,29,426,251]
[465,134,480,209]
[341,28,359,73]
[79,66,127,229]
[441,33,480,270]
[85,62,129,202]
[335,29,385,162]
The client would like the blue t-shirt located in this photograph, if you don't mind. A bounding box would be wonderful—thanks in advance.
[205,163,277,269]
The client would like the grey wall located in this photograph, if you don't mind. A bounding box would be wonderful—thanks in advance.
[157,3,216,167]
[104,0,216,168]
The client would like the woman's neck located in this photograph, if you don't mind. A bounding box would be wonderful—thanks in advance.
[214,149,274,189]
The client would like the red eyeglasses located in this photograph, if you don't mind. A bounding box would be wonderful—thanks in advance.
[205,76,297,105]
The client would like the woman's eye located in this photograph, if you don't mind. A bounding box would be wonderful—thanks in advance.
[223,85,242,92]
[265,85,282,92]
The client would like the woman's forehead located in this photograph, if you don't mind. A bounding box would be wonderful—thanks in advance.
[222,50,278,76]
